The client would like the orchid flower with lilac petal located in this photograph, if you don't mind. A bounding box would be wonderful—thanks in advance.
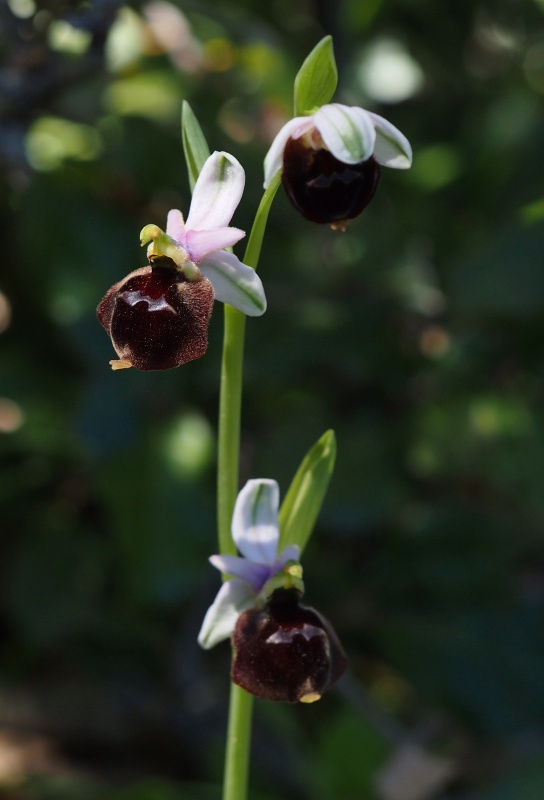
[97,151,266,371]
[199,478,348,703]
[263,103,412,225]
[198,479,302,650]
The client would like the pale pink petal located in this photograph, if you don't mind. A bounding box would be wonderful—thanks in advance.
[263,116,314,188]
[186,151,245,231]
[166,209,187,244]
[186,227,245,263]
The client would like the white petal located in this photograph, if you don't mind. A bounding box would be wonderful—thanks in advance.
[166,209,186,244]
[232,479,280,565]
[186,151,245,232]
[367,111,412,169]
[186,227,245,263]
[199,250,266,317]
[197,579,255,650]
[209,554,270,590]
[314,103,376,164]
[263,116,314,188]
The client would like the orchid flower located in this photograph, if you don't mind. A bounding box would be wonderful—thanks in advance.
[198,478,347,703]
[263,103,412,225]
[97,151,266,371]
[198,479,302,650]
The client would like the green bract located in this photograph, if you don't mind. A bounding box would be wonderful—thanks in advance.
[294,35,338,117]
[182,100,211,192]
[279,429,337,554]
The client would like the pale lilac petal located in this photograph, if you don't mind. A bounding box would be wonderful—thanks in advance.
[275,544,301,569]
[263,116,314,188]
[199,250,266,316]
[197,579,255,649]
[232,479,280,565]
[186,151,245,231]
[209,554,270,590]
[314,103,376,164]
[367,111,412,168]
[186,227,245,263]
[166,209,187,244]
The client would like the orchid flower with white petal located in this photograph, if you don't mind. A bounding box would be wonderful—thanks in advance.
[97,151,266,371]
[263,103,412,225]
[198,479,302,650]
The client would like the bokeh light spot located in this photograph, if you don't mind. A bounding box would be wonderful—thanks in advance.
[469,396,533,438]
[0,399,25,434]
[105,72,182,120]
[419,325,451,359]
[163,412,214,480]
[358,39,424,103]
[7,0,35,18]
[524,39,544,93]
[48,20,91,54]
[25,117,102,171]
[105,6,145,72]
[410,144,462,191]
[0,291,12,334]
[204,38,236,72]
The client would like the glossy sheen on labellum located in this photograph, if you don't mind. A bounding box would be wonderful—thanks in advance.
[232,589,347,703]
[97,263,214,370]
[282,138,381,224]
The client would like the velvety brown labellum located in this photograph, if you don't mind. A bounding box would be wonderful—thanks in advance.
[97,263,214,371]
[282,138,381,224]
[232,589,347,703]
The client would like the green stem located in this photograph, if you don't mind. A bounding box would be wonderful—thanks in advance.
[223,683,255,800]
[217,170,281,798]
[217,304,246,556]
[217,170,282,555]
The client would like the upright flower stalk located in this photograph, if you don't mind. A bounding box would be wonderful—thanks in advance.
[217,172,281,557]
[212,23,412,780]
[96,34,411,800]
[217,172,281,800]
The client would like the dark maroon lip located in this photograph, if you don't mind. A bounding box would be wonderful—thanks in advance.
[97,264,214,371]
[282,139,380,224]
[231,588,347,703]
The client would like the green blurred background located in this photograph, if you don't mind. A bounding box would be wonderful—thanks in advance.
[2,0,544,798]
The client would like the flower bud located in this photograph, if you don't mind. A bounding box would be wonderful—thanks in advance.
[232,588,347,703]
[97,260,214,371]
[282,138,381,225]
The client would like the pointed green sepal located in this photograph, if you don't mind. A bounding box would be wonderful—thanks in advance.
[279,430,337,554]
[182,100,211,192]
[294,36,338,117]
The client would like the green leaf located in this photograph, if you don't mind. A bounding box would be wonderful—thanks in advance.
[279,429,336,553]
[294,36,338,117]
[181,100,211,192]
